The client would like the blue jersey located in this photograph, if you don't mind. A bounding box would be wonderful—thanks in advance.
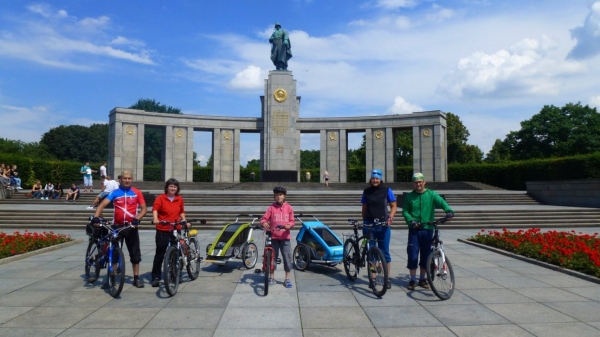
[106,186,146,225]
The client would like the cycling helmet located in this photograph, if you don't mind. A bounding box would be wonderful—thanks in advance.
[273,186,287,195]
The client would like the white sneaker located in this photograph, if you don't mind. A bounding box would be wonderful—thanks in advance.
[86,206,94,209]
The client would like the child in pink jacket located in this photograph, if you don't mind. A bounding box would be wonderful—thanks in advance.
[261,186,295,288]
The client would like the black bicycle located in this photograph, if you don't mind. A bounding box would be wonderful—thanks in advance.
[343,219,389,297]
[418,217,455,300]
[161,219,203,296]
[84,218,133,298]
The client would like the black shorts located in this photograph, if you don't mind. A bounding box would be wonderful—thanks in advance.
[119,227,142,264]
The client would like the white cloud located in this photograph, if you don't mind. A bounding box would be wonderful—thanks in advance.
[437,35,586,99]
[228,65,266,90]
[376,0,418,10]
[589,95,600,108]
[0,5,155,69]
[110,36,146,48]
[568,1,600,60]
[387,96,423,114]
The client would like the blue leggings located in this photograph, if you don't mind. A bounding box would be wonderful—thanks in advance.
[362,225,391,263]
[406,228,433,270]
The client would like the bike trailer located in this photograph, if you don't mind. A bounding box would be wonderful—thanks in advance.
[205,215,259,268]
[293,214,344,270]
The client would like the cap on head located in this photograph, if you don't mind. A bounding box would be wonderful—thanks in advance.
[371,169,383,180]
[412,173,425,182]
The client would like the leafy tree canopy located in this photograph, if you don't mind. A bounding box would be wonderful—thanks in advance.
[40,124,109,163]
[446,112,483,164]
[486,102,600,161]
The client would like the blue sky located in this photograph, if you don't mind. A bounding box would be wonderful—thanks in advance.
[1,0,600,165]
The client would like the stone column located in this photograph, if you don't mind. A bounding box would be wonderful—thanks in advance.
[320,129,347,183]
[385,127,395,182]
[118,123,144,181]
[108,120,122,179]
[170,126,192,181]
[163,126,173,181]
[260,70,300,182]
[339,129,347,183]
[413,125,446,181]
[213,128,236,182]
[365,129,373,182]
[187,127,194,182]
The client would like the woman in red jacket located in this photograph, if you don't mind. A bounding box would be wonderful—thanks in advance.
[151,178,188,287]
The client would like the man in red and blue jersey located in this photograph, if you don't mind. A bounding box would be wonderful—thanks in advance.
[93,170,147,288]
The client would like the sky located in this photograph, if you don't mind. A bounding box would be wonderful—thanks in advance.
[1,0,600,166]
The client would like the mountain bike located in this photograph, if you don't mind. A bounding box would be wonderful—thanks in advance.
[161,219,203,296]
[84,218,134,298]
[254,224,284,296]
[419,217,455,300]
[343,219,389,297]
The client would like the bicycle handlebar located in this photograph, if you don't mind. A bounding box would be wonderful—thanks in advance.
[412,217,448,229]
[347,218,388,228]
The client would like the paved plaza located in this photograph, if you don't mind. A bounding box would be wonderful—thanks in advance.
[0,225,599,337]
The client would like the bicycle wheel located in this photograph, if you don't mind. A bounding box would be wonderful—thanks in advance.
[368,246,388,298]
[293,243,310,271]
[108,246,125,298]
[242,242,258,269]
[343,239,358,281]
[163,246,180,296]
[264,250,272,296]
[426,249,455,300]
[85,240,100,283]
[186,238,201,280]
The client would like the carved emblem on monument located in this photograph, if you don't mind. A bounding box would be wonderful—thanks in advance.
[273,88,288,102]
[375,130,383,139]
[328,132,337,141]
[175,128,184,138]
[271,111,289,136]
[276,145,284,153]
[422,128,431,137]
[125,125,134,135]
[223,131,232,140]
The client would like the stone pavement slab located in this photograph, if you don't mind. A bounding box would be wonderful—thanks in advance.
[0,227,598,336]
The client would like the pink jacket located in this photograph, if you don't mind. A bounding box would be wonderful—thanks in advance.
[261,202,295,240]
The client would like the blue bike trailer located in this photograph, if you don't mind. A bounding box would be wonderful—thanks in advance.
[293,214,344,271]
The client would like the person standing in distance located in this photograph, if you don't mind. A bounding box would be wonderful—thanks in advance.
[402,173,454,290]
[151,178,188,287]
[92,170,147,288]
[80,162,97,193]
[99,162,107,178]
[361,169,397,289]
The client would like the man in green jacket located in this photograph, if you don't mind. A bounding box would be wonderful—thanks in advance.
[402,173,454,290]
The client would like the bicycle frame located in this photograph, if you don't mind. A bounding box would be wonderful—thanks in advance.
[430,224,448,275]
[261,230,276,274]
[348,221,384,270]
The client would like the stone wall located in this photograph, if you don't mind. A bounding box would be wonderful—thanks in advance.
[526,180,600,208]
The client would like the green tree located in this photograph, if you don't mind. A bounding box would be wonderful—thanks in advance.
[396,129,412,166]
[502,102,600,160]
[485,139,512,162]
[40,124,109,162]
[446,112,482,164]
[0,138,53,159]
[300,150,320,169]
[128,98,182,165]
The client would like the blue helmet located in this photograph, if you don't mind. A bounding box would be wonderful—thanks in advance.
[371,169,383,180]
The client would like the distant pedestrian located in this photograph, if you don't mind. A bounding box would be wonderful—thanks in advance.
[80,162,97,193]
[99,162,107,178]
[323,171,329,187]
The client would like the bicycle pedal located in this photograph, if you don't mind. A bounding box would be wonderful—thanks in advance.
[254,269,261,274]
[276,258,282,264]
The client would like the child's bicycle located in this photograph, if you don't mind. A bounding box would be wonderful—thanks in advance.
[84,218,134,298]
[160,219,203,296]
[253,224,284,296]
[342,219,389,298]
[414,217,455,300]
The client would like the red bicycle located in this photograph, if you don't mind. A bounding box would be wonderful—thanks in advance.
[254,224,284,296]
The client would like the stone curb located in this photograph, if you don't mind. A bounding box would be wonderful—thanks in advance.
[0,238,84,266]
[457,238,600,285]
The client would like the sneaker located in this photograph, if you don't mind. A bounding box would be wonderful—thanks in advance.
[407,280,416,290]
[133,279,145,288]
[418,279,430,289]
[284,279,293,288]
[100,283,110,290]
[151,279,160,287]
[86,206,94,209]
[269,278,276,286]
[387,282,392,289]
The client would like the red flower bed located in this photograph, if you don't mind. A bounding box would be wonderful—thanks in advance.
[0,230,72,259]
[469,228,600,278]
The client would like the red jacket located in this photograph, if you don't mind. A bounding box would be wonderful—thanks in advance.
[153,194,185,232]
[261,202,295,240]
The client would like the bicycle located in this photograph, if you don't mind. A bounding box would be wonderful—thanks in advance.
[84,218,134,298]
[342,219,389,297]
[160,219,203,296]
[416,217,455,300]
[253,224,284,296]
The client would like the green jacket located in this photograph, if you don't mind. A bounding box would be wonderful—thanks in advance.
[402,189,453,230]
